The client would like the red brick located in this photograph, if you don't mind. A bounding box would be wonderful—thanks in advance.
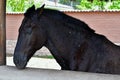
[6,12,120,43]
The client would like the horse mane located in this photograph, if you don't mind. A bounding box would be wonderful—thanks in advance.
[42,9,95,33]
[24,6,95,33]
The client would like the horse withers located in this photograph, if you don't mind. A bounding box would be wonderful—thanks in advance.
[14,4,120,74]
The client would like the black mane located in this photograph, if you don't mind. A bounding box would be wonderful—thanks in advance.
[24,6,95,33]
[42,9,95,33]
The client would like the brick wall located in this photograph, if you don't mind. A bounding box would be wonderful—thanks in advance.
[65,11,120,43]
[6,14,23,40]
[6,11,120,43]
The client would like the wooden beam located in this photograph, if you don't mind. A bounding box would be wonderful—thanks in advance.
[0,0,6,65]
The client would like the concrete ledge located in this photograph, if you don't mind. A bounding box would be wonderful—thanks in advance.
[0,66,120,80]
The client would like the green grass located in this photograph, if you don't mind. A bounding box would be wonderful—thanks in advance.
[35,55,54,59]
[7,53,54,59]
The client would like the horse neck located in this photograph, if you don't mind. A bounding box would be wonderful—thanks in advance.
[43,14,88,51]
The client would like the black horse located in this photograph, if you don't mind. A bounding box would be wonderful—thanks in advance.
[14,4,120,74]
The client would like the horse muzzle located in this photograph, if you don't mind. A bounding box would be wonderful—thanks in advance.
[13,53,28,69]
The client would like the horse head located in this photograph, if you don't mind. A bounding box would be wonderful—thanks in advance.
[14,4,47,69]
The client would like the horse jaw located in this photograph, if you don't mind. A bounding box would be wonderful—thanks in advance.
[13,53,28,69]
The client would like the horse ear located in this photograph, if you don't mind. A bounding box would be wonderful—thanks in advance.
[24,5,35,17]
[36,4,45,15]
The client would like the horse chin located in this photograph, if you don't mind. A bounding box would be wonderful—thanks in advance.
[15,61,27,69]
[13,53,28,69]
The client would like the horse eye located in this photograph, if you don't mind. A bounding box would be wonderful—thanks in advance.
[31,23,35,27]
[26,28,32,34]
[22,26,32,34]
